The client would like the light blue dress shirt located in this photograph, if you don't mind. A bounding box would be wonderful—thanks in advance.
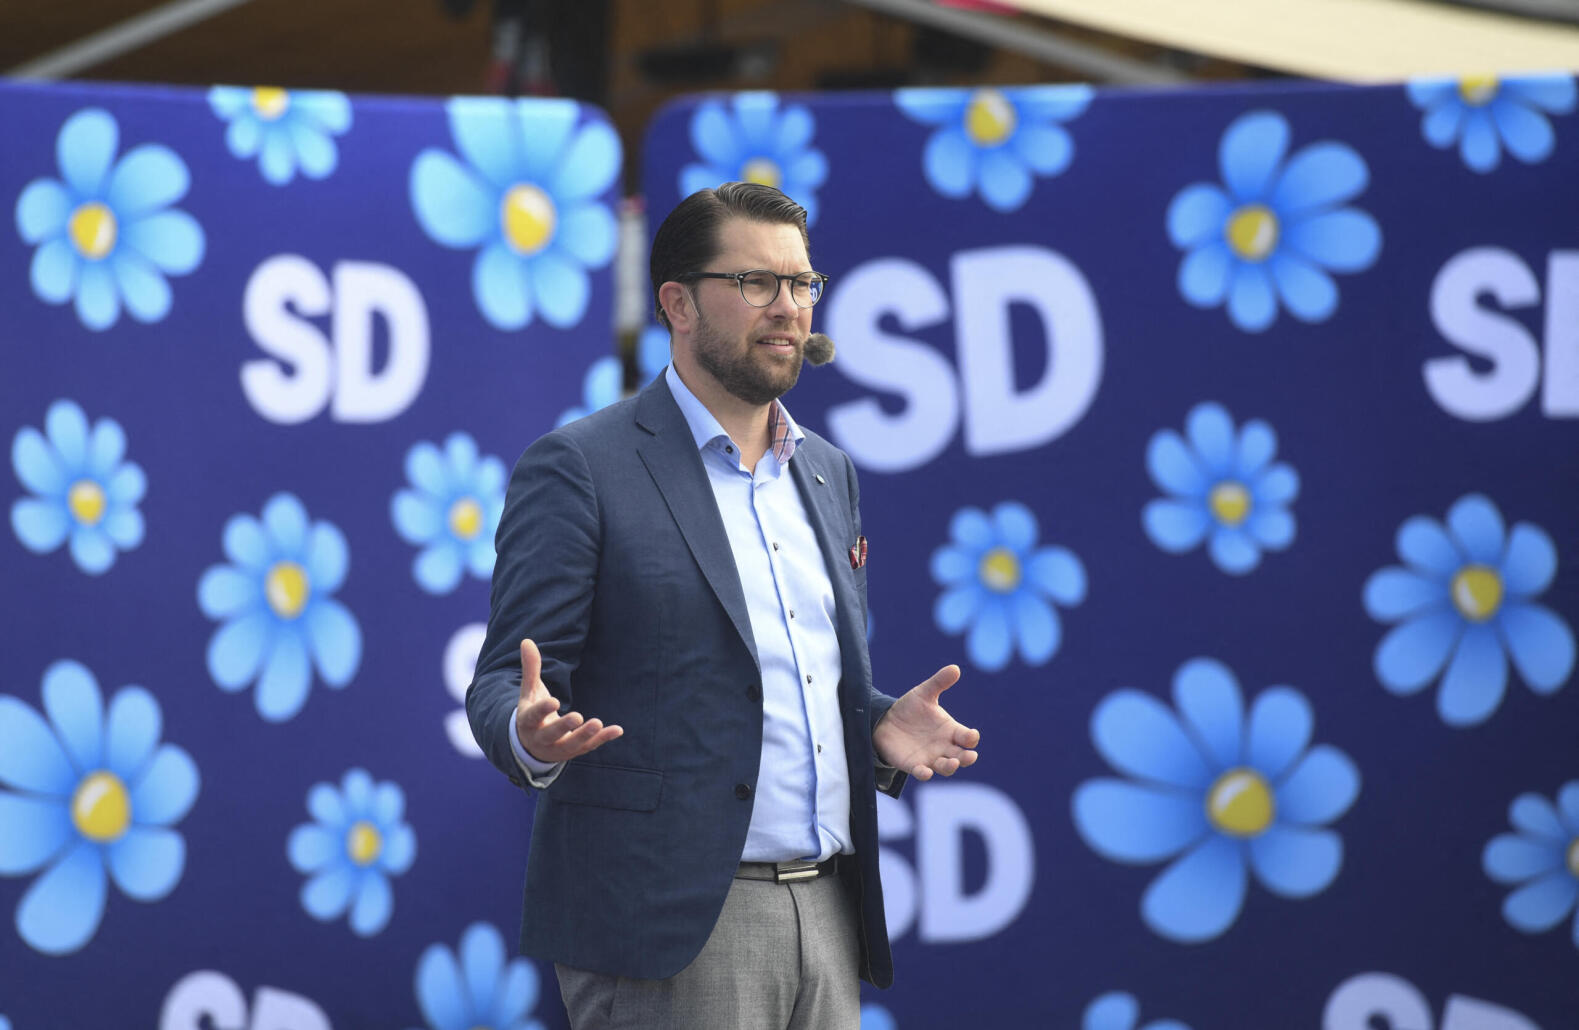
[512,368,853,863]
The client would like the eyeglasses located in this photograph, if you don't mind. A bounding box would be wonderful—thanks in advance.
[681,270,829,309]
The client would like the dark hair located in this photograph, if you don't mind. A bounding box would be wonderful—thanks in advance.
[649,182,811,329]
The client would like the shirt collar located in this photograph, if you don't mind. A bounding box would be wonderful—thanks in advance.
[665,363,802,464]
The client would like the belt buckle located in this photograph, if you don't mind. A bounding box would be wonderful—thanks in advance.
[774,860,820,883]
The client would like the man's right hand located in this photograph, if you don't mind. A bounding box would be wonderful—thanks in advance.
[513,639,623,763]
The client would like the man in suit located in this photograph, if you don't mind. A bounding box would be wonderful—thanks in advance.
[467,181,980,1030]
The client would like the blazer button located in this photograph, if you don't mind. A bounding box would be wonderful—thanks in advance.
[735,783,752,800]
[746,683,761,702]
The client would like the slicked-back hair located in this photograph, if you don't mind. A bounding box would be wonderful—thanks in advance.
[650,182,811,330]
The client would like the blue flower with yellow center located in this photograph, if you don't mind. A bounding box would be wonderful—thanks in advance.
[680,92,828,225]
[288,768,414,938]
[14,108,204,331]
[411,97,620,332]
[1363,493,1574,727]
[198,493,363,722]
[1143,402,1298,575]
[1084,992,1191,1030]
[557,326,670,426]
[11,399,146,575]
[392,434,505,594]
[1073,658,1361,943]
[1167,110,1380,333]
[408,921,545,1030]
[931,501,1086,673]
[895,84,1092,213]
[0,660,199,955]
[1484,782,1579,947]
[1407,73,1576,174]
[208,85,353,185]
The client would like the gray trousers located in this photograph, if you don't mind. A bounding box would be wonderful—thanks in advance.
[556,868,861,1030]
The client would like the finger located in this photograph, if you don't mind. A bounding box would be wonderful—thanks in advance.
[518,639,543,699]
[931,755,961,777]
[918,664,961,701]
[559,720,623,758]
[909,763,934,781]
[514,694,560,728]
[954,725,981,749]
[954,749,979,769]
[531,710,585,748]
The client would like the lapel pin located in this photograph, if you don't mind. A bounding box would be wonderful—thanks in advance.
[815,473,825,484]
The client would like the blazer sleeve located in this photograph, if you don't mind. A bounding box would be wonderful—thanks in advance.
[466,429,601,788]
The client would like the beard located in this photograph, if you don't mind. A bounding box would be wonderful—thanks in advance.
[691,303,805,406]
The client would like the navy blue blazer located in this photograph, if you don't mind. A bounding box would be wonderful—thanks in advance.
[468,374,903,986]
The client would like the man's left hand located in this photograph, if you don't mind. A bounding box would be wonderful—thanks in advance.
[872,665,980,781]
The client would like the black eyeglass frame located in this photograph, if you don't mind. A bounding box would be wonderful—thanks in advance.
[679,269,830,309]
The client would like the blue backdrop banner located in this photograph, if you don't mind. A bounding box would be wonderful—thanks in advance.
[642,80,1579,1029]
[0,79,623,1029]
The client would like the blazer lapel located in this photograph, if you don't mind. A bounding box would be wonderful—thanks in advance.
[788,449,867,700]
[633,378,760,671]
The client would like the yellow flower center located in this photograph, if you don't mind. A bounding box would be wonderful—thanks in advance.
[68,479,107,527]
[68,202,118,260]
[346,820,382,866]
[500,183,557,256]
[72,771,132,843]
[978,547,1022,594]
[1458,75,1499,107]
[1568,838,1579,878]
[252,86,291,121]
[1450,565,1503,622]
[449,497,483,540]
[741,157,782,189]
[265,561,311,620]
[1206,767,1275,838]
[1226,204,1279,262]
[965,89,1017,147]
[1209,481,1251,527]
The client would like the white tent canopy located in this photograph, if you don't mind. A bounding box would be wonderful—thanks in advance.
[1004,0,1579,81]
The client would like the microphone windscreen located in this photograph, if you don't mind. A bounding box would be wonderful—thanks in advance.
[805,333,835,366]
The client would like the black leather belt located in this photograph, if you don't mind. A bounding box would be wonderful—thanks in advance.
[735,857,839,883]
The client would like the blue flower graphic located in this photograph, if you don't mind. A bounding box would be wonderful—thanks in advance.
[860,1003,897,1030]
[1364,494,1574,727]
[288,768,414,937]
[14,108,205,331]
[208,86,353,185]
[11,399,146,575]
[556,356,624,427]
[1143,402,1298,575]
[558,327,670,425]
[931,501,1086,672]
[408,921,545,1030]
[1167,110,1381,333]
[1407,74,1576,173]
[1073,658,1360,943]
[681,92,828,225]
[392,434,506,594]
[895,84,1093,212]
[0,660,199,955]
[1484,782,1579,946]
[1085,992,1191,1030]
[411,97,620,331]
[198,493,363,721]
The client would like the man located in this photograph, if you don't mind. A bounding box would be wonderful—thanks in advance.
[467,181,980,1030]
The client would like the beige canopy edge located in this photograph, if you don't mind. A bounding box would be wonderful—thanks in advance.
[999,0,1579,81]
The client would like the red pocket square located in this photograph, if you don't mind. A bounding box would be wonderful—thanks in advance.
[848,536,868,569]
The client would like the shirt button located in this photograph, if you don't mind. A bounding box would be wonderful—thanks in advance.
[747,683,761,702]
[735,783,752,800]
[772,541,779,550]
[789,609,796,619]
[816,744,823,754]
[806,674,813,684]
[725,445,734,453]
